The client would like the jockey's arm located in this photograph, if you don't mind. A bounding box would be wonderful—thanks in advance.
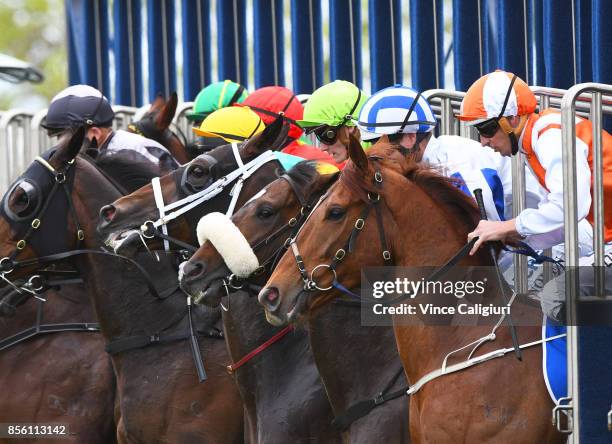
[468,130,591,254]
[515,130,591,250]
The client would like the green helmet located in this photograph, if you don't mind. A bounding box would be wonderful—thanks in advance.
[297,80,367,128]
[186,80,249,122]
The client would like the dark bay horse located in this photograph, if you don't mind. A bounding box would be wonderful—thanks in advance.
[180,162,343,443]
[0,137,182,444]
[258,136,564,443]
[97,117,289,257]
[180,161,409,443]
[128,92,191,164]
[0,130,243,443]
[0,284,116,444]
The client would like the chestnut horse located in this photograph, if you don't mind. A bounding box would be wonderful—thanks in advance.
[258,136,564,443]
[128,92,191,164]
[179,160,410,442]
[0,130,243,443]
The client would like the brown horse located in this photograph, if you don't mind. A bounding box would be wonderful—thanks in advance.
[180,161,410,442]
[98,117,289,257]
[128,92,191,164]
[180,162,344,443]
[0,135,194,444]
[0,285,116,444]
[258,136,564,443]
[0,130,243,443]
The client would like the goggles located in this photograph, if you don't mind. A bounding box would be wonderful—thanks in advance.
[473,74,518,139]
[306,89,362,145]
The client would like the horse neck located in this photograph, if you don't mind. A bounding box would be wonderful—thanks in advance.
[384,178,492,384]
[72,159,185,340]
[164,136,189,164]
[222,287,310,383]
[308,301,404,412]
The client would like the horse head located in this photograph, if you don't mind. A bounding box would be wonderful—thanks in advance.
[98,116,290,257]
[0,127,123,287]
[129,92,191,164]
[179,160,340,307]
[258,133,486,326]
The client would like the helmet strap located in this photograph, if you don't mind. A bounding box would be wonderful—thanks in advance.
[498,115,528,156]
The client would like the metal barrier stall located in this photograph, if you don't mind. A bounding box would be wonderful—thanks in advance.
[0,110,33,194]
[173,101,195,145]
[561,82,612,443]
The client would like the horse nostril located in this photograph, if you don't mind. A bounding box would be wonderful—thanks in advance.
[258,287,279,308]
[184,261,206,280]
[100,205,116,223]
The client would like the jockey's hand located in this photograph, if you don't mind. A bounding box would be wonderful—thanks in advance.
[467,219,520,255]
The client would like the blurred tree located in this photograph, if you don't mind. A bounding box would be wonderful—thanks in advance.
[0,0,66,110]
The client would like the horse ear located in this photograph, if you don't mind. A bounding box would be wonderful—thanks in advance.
[154,92,177,130]
[149,94,165,112]
[55,126,86,163]
[348,131,368,172]
[242,116,286,156]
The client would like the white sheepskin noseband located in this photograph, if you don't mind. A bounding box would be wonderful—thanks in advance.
[196,212,260,278]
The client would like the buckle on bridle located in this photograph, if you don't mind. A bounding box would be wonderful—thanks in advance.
[150,334,160,343]
[307,264,337,292]
[55,172,66,183]
[367,192,380,202]
[0,257,15,274]
[27,274,45,292]
[140,220,157,239]
[227,274,244,290]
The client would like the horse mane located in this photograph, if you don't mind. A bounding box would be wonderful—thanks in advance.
[94,150,161,193]
[282,161,320,190]
[341,144,480,234]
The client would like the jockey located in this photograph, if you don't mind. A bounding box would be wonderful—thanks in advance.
[238,85,341,168]
[191,106,265,149]
[185,80,249,126]
[42,84,178,173]
[297,80,369,166]
[356,84,535,222]
[458,70,611,260]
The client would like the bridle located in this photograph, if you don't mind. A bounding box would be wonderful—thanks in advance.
[289,161,393,294]
[0,153,84,293]
[140,144,278,252]
[213,172,322,302]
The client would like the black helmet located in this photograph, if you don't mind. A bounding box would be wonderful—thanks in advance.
[43,85,114,134]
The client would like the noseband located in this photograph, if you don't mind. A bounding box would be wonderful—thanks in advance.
[141,144,278,252]
[289,167,393,293]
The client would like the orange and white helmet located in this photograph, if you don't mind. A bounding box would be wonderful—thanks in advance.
[458,70,536,124]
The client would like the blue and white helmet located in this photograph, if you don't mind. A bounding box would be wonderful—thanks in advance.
[357,85,436,136]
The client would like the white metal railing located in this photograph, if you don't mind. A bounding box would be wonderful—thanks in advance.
[561,82,612,442]
[0,103,187,194]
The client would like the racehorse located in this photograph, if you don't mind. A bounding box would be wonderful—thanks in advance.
[180,162,344,443]
[0,284,116,444]
[180,161,410,442]
[128,92,191,164]
[97,117,289,257]
[98,120,343,442]
[258,135,564,443]
[0,135,186,444]
[0,129,243,443]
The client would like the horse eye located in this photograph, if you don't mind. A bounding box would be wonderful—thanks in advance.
[257,205,275,220]
[8,182,38,217]
[326,206,345,221]
[190,165,209,178]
